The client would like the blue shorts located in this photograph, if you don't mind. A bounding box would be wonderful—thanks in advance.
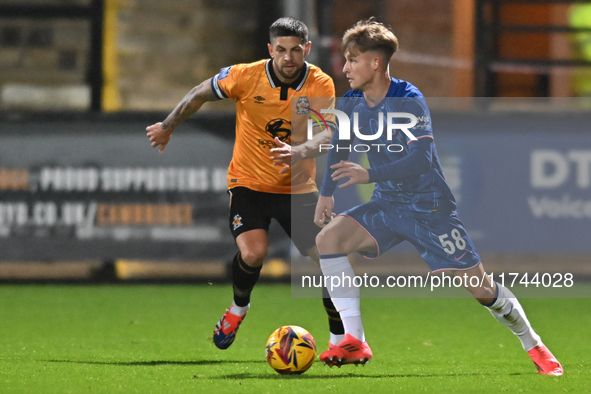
[339,199,481,272]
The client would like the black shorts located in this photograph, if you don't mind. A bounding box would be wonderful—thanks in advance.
[227,187,320,256]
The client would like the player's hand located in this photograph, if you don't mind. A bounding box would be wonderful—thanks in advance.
[146,122,173,154]
[270,137,294,174]
[314,195,335,228]
[330,160,370,188]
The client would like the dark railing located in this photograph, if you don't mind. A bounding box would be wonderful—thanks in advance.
[474,0,591,97]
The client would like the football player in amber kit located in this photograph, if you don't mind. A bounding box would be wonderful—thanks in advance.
[147,17,344,351]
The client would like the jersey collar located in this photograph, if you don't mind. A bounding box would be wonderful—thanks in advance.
[265,59,309,91]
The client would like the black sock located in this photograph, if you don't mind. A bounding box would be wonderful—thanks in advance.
[322,287,344,335]
[231,252,262,307]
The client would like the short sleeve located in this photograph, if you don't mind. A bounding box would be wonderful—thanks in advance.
[310,74,337,129]
[211,64,243,100]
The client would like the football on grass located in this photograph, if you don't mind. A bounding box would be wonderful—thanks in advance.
[265,325,317,374]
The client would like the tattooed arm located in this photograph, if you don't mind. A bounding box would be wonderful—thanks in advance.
[146,78,217,153]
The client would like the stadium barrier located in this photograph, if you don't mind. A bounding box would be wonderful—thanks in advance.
[1,107,590,281]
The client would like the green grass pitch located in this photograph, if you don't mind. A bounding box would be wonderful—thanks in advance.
[0,284,589,393]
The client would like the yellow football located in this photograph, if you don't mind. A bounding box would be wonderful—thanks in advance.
[265,325,317,374]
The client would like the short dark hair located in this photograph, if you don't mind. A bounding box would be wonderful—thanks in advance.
[342,18,399,61]
[269,17,308,44]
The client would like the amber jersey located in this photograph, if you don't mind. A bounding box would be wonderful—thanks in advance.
[211,59,336,194]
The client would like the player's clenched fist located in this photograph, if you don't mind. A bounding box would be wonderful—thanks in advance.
[314,195,335,228]
[146,122,172,154]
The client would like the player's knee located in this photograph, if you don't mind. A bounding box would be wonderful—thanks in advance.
[315,229,329,251]
[240,245,268,267]
[315,226,344,254]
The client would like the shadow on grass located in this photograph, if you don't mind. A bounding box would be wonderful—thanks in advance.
[43,359,266,366]
[215,372,528,379]
[41,360,533,378]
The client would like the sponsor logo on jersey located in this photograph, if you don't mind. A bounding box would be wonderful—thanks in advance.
[265,118,292,145]
[254,96,266,104]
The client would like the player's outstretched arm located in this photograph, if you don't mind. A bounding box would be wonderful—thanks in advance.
[292,126,334,160]
[146,77,217,153]
[270,126,334,173]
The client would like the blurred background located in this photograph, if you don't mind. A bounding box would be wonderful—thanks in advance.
[0,0,590,284]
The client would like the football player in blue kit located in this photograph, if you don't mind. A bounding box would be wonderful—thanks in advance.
[313,18,563,375]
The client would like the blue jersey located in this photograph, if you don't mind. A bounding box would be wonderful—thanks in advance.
[320,78,456,213]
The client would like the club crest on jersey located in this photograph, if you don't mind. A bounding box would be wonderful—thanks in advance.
[296,97,310,114]
[265,118,292,145]
[232,214,243,231]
